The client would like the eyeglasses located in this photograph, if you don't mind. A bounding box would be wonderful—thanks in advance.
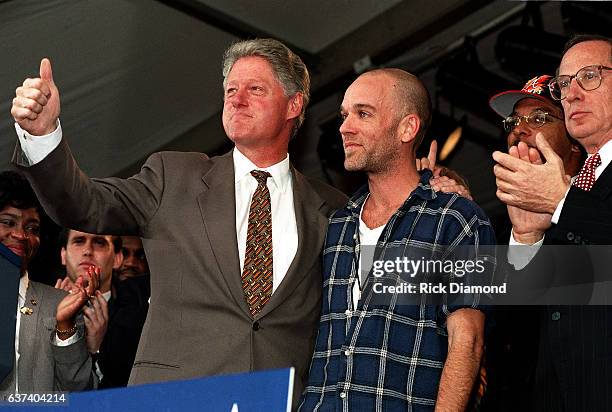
[548,65,612,101]
[503,109,563,133]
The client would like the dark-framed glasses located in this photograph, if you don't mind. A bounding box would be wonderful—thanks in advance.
[549,65,612,101]
[503,109,563,133]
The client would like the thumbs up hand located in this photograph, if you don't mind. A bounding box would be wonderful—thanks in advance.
[11,58,61,136]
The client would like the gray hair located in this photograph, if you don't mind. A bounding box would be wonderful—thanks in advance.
[222,38,310,138]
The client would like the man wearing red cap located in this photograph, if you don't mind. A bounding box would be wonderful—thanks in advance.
[490,75,582,179]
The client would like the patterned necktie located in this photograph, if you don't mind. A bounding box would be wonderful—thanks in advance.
[241,170,273,316]
[573,152,601,192]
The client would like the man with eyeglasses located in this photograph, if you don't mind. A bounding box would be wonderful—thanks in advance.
[493,34,612,411]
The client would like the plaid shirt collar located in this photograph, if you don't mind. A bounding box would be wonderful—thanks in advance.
[346,169,437,216]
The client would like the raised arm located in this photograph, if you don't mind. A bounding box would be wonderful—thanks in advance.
[10,59,163,235]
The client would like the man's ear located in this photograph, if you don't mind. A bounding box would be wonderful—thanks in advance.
[286,92,304,121]
[60,247,67,266]
[398,114,420,144]
[113,250,124,270]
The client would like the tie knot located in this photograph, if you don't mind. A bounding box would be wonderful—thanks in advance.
[250,170,271,186]
[585,152,602,170]
[573,152,601,192]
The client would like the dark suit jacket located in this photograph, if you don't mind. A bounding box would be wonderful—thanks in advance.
[512,163,612,411]
[547,160,612,245]
[15,140,347,402]
[0,281,94,394]
[98,275,150,388]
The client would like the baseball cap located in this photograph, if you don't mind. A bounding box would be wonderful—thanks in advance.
[489,75,562,118]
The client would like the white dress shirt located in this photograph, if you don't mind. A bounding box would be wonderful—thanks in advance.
[508,139,612,269]
[15,121,62,165]
[13,275,27,393]
[233,148,297,293]
[551,139,612,224]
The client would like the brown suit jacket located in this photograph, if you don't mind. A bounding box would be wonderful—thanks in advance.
[15,139,347,402]
[0,281,94,394]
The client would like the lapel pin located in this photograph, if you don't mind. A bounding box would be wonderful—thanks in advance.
[30,299,38,306]
[20,307,33,316]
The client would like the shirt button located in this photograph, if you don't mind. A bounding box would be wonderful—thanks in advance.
[253,321,260,331]
[566,232,575,241]
[339,392,346,399]
[353,234,357,240]
[345,310,351,316]
[551,311,561,321]
[344,349,351,356]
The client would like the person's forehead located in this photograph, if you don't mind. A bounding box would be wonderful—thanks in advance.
[68,230,112,243]
[0,205,39,221]
[227,56,276,82]
[560,41,610,74]
[122,236,143,250]
[343,73,393,107]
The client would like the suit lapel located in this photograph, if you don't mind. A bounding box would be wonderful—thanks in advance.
[258,167,328,318]
[17,281,41,392]
[197,152,250,317]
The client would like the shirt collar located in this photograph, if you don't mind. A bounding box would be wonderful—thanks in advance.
[594,139,612,171]
[102,290,112,302]
[346,169,437,215]
[232,148,291,193]
[412,170,437,202]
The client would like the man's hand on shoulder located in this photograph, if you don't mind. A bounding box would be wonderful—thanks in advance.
[417,140,473,200]
[11,58,60,136]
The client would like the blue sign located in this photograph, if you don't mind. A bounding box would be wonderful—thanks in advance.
[12,367,294,411]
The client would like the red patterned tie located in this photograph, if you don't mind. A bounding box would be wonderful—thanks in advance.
[573,153,601,191]
[242,170,273,316]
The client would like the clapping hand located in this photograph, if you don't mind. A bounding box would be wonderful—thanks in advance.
[493,133,570,215]
[55,266,100,340]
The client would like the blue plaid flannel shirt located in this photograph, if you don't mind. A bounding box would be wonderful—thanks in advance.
[299,170,496,412]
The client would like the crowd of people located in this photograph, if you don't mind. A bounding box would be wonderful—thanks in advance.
[0,174,150,392]
[1,32,610,411]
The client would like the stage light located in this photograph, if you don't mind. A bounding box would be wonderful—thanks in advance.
[439,125,463,162]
